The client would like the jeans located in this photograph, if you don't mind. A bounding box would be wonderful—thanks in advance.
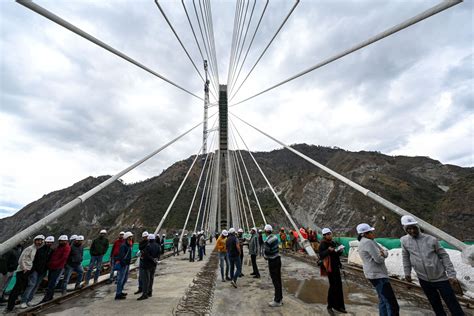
[138,266,144,291]
[228,255,242,282]
[182,244,187,254]
[115,264,129,297]
[85,255,103,283]
[62,264,84,291]
[268,256,282,303]
[189,246,196,262]
[21,270,45,304]
[369,278,400,316]
[198,246,204,260]
[218,252,230,280]
[251,254,260,277]
[109,257,116,280]
[173,245,179,256]
[140,266,156,297]
[419,279,464,316]
[43,268,63,301]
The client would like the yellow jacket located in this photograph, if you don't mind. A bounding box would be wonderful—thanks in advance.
[215,236,227,253]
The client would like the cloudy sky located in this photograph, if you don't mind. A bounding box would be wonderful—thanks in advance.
[1,0,472,218]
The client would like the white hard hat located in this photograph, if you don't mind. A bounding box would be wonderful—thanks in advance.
[238,228,244,233]
[162,234,166,236]
[148,234,156,240]
[322,228,332,235]
[401,215,418,226]
[76,235,85,241]
[119,231,125,235]
[70,234,78,241]
[264,224,273,232]
[228,228,236,234]
[356,223,375,234]
[124,231,133,239]
[142,231,149,237]
[45,236,55,242]
[258,229,262,233]
[222,230,229,236]
[34,235,45,240]
[58,235,68,241]
[100,229,107,234]
[175,233,178,236]
[251,227,257,232]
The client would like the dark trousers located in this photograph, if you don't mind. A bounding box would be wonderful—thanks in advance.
[369,278,400,316]
[327,268,345,310]
[189,246,196,261]
[419,279,464,316]
[7,271,29,311]
[229,256,242,282]
[182,244,187,254]
[140,266,156,297]
[268,256,282,303]
[138,266,144,291]
[240,251,244,274]
[43,268,63,301]
[198,246,204,261]
[251,254,260,276]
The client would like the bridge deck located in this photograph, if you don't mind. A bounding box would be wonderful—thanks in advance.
[38,243,438,315]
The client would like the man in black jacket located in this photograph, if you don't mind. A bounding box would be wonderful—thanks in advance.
[135,231,149,296]
[20,236,54,307]
[189,233,197,262]
[62,235,85,294]
[85,229,109,285]
[137,234,160,300]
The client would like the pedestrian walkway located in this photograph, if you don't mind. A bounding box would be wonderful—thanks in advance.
[211,254,434,315]
[42,245,214,315]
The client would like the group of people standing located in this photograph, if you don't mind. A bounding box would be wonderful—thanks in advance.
[214,225,283,307]
[319,215,465,316]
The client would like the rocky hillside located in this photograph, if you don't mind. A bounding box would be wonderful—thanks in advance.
[1,144,472,244]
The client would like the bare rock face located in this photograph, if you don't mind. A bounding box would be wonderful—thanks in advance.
[1,145,473,244]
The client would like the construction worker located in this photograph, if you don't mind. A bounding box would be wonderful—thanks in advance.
[85,229,109,285]
[249,227,260,278]
[357,223,399,315]
[258,229,264,257]
[137,234,160,300]
[6,235,44,312]
[215,230,230,282]
[400,215,464,316]
[198,232,206,261]
[237,228,245,277]
[21,236,54,307]
[264,225,283,307]
[173,233,180,256]
[226,228,241,288]
[182,233,189,254]
[115,231,133,300]
[279,228,287,249]
[108,231,125,283]
[62,235,85,294]
[69,234,77,245]
[135,231,149,296]
[189,233,197,262]
[319,228,346,314]
[40,235,71,303]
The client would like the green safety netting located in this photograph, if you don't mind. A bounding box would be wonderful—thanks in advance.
[6,239,175,292]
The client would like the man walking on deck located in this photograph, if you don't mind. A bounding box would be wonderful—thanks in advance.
[85,229,109,285]
[135,231,149,296]
[400,215,464,316]
[173,233,180,256]
[115,232,133,300]
[264,225,283,307]
[237,228,245,277]
[215,230,230,282]
[249,227,260,278]
[182,233,189,254]
[189,233,197,262]
[137,234,160,300]
[226,228,241,288]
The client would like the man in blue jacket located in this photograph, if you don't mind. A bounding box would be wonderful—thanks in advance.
[115,232,133,300]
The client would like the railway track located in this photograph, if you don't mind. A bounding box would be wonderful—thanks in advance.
[17,251,177,316]
[281,249,474,310]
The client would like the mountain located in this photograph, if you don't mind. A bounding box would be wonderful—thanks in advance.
[1,144,473,244]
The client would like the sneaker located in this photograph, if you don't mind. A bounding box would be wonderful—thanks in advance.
[253,275,260,279]
[134,290,142,295]
[27,302,34,307]
[20,303,28,309]
[250,272,256,276]
[147,293,152,297]
[121,293,128,297]
[137,295,148,301]
[333,308,347,314]
[221,279,226,282]
[225,276,231,281]
[268,301,283,307]
[231,280,237,288]
[115,295,126,300]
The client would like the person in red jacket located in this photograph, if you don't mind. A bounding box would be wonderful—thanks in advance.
[40,235,71,303]
[108,231,125,283]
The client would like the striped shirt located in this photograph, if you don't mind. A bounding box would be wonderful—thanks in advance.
[264,234,280,260]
